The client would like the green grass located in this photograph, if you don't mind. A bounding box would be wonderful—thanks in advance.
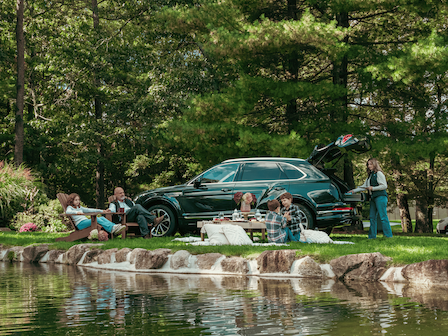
[1,229,448,266]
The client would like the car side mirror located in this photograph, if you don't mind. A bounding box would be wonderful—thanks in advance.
[193,178,202,189]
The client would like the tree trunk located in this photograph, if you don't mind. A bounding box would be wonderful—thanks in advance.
[396,192,412,232]
[415,196,431,233]
[285,0,298,132]
[14,0,25,166]
[427,153,435,230]
[392,168,413,232]
[92,0,105,208]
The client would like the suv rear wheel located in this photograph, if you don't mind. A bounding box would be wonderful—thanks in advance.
[147,205,176,237]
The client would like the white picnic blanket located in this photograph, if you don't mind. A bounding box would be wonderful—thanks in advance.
[172,237,288,246]
[172,236,354,246]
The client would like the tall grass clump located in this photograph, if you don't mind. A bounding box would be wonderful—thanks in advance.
[0,161,47,227]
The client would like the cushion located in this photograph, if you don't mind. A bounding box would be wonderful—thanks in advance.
[222,224,253,245]
[300,229,332,244]
[202,224,230,245]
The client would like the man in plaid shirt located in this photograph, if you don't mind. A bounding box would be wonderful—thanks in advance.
[280,192,302,241]
[265,200,298,243]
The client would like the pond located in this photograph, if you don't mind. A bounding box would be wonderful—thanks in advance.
[1,262,448,335]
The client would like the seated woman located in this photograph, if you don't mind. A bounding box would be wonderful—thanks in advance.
[66,193,126,236]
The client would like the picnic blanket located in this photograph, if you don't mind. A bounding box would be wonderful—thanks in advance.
[174,223,354,246]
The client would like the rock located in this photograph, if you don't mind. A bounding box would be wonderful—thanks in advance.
[291,256,323,278]
[129,248,147,264]
[330,252,391,282]
[134,248,171,270]
[0,228,11,231]
[2,246,24,262]
[196,253,224,270]
[115,248,132,263]
[170,250,191,269]
[63,244,100,265]
[98,248,118,264]
[257,250,298,274]
[82,249,104,264]
[22,244,49,263]
[221,257,248,274]
[39,249,65,263]
[402,259,448,286]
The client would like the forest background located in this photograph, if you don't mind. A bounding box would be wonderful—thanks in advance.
[1,0,447,233]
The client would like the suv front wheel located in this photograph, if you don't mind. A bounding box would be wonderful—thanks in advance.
[147,204,177,237]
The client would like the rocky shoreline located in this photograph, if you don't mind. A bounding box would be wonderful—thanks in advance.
[1,243,447,288]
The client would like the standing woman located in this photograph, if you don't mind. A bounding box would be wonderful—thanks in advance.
[350,158,393,239]
[66,193,126,236]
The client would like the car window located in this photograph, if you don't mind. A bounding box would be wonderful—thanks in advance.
[279,163,305,179]
[201,163,240,183]
[239,162,286,181]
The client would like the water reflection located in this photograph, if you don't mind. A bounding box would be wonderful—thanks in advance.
[1,262,448,335]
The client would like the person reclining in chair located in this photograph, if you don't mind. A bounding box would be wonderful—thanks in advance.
[108,187,164,239]
[66,193,126,236]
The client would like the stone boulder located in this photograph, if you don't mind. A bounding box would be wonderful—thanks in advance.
[196,253,224,270]
[22,244,49,263]
[63,244,100,265]
[330,252,391,282]
[81,249,104,264]
[115,248,132,263]
[221,257,248,274]
[402,259,448,286]
[40,250,65,263]
[2,246,24,262]
[170,250,191,269]
[129,248,147,264]
[98,248,118,264]
[257,250,298,274]
[291,256,323,278]
[134,248,171,270]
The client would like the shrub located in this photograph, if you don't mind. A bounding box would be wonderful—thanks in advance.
[19,222,38,232]
[10,199,69,233]
[0,161,47,225]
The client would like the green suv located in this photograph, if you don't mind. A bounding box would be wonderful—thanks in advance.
[135,134,370,237]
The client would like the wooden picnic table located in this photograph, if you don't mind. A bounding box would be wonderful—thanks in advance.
[197,220,266,241]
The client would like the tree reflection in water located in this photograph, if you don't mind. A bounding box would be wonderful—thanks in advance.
[1,262,448,335]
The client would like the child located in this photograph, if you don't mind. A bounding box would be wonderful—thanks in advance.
[66,193,126,236]
[279,192,302,241]
[265,199,298,243]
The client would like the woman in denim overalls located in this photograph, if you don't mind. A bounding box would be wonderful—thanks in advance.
[350,158,393,239]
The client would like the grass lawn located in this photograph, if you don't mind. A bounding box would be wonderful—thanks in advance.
[1,223,448,267]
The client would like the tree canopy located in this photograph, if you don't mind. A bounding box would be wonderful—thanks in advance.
[1,0,448,232]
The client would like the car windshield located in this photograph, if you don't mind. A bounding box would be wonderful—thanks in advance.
[200,163,240,183]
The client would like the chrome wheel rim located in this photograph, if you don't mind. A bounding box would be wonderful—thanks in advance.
[150,208,171,237]
[297,209,309,230]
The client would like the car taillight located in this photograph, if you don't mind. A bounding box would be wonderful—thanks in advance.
[334,207,354,211]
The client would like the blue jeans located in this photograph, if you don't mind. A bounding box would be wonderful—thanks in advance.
[284,227,299,242]
[77,217,115,233]
[369,196,393,239]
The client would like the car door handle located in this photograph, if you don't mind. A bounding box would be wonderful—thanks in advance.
[274,187,285,191]
[221,188,232,192]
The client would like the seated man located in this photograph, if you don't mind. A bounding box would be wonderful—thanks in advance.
[109,187,164,239]
[265,199,298,244]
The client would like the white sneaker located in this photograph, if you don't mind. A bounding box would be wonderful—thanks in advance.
[112,224,126,235]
